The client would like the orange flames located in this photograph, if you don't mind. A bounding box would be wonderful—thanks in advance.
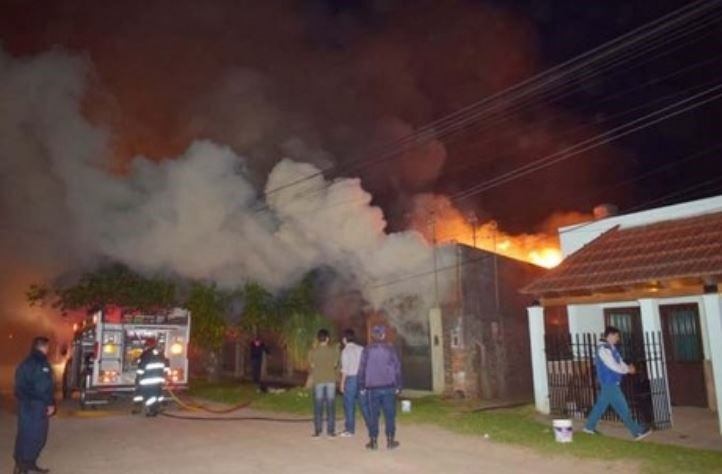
[408,195,571,269]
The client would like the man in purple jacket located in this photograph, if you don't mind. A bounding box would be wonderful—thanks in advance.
[358,325,402,450]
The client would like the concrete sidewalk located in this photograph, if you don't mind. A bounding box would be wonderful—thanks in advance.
[541,406,721,452]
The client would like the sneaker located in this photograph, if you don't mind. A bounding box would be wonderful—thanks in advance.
[327,433,337,439]
[634,429,652,441]
[339,431,354,437]
[311,432,321,439]
[582,428,598,435]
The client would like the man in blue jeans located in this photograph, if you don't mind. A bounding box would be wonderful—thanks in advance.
[358,325,402,450]
[308,329,340,438]
[583,326,651,440]
[339,329,368,437]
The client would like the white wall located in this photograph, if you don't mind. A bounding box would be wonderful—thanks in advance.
[568,304,605,336]
[558,195,722,257]
[701,294,722,434]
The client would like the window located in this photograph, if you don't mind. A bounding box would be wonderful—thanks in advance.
[450,319,463,348]
[663,305,702,362]
[604,307,643,359]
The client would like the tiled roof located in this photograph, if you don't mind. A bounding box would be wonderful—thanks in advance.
[522,211,722,296]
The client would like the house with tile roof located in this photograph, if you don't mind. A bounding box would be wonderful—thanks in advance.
[522,194,722,435]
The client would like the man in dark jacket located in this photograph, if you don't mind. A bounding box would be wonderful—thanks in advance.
[250,336,269,392]
[357,325,402,450]
[14,337,55,474]
[134,339,169,416]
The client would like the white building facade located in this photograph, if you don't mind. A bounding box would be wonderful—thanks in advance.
[524,195,722,435]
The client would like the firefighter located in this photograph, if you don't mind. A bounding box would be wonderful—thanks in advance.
[13,336,55,474]
[133,338,169,416]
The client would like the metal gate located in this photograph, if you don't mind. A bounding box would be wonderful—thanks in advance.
[545,332,671,430]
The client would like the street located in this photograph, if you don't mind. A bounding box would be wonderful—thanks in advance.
[1,400,636,474]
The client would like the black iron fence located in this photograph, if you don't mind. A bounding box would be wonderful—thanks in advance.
[545,332,671,430]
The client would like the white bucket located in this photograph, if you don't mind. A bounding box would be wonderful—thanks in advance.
[401,400,412,413]
[553,419,573,443]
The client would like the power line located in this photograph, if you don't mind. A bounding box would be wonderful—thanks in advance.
[440,54,722,178]
[344,0,721,180]
[280,82,722,217]
[254,2,722,217]
[450,83,722,202]
[260,0,721,200]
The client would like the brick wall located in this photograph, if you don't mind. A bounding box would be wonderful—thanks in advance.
[440,244,544,400]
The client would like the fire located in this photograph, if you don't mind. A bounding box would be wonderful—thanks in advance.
[408,194,567,269]
[527,248,563,269]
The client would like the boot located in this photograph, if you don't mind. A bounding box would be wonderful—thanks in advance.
[365,437,378,450]
[387,436,400,450]
[28,465,50,473]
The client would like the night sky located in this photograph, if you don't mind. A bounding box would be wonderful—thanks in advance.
[476,0,722,230]
[1,0,720,232]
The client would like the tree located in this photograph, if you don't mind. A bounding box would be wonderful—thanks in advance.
[183,282,229,382]
[26,265,229,365]
[239,281,277,335]
[277,277,333,373]
[27,263,176,313]
[183,282,228,352]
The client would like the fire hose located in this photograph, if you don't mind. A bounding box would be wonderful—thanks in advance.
[162,387,316,422]
[165,387,253,414]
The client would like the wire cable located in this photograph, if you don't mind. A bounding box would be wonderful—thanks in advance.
[450,83,722,201]
[260,0,722,199]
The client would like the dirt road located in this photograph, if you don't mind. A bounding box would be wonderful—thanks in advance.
[1,402,636,474]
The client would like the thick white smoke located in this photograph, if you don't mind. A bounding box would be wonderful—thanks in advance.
[0,47,448,331]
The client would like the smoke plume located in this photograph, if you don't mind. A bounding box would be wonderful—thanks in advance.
[1,0,619,350]
[0,47,447,336]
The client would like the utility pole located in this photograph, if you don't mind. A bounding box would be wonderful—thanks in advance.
[428,213,439,305]
[489,221,500,311]
[467,211,478,248]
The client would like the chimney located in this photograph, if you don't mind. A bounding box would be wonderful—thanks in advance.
[593,203,618,220]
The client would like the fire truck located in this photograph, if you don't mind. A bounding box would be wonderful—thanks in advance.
[62,306,191,409]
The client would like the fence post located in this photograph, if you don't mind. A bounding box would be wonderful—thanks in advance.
[528,304,549,414]
[646,332,673,429]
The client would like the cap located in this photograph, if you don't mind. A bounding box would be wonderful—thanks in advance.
[371,325,386,340]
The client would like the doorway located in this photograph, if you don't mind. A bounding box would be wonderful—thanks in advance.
[660,304,707,407]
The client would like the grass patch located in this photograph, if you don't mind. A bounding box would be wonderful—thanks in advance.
[187,380,335,415]
[402,397,722,474]
[187,380,722,474]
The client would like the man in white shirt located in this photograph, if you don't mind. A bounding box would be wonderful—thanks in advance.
[339,329,368,437]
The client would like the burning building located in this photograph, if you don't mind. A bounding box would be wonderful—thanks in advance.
[369,243,545,401]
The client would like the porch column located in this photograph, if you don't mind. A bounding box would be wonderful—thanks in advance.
[701,291,722,435]
[528,304,549,414]
[638,298,662,332]
[638,298,671,429]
